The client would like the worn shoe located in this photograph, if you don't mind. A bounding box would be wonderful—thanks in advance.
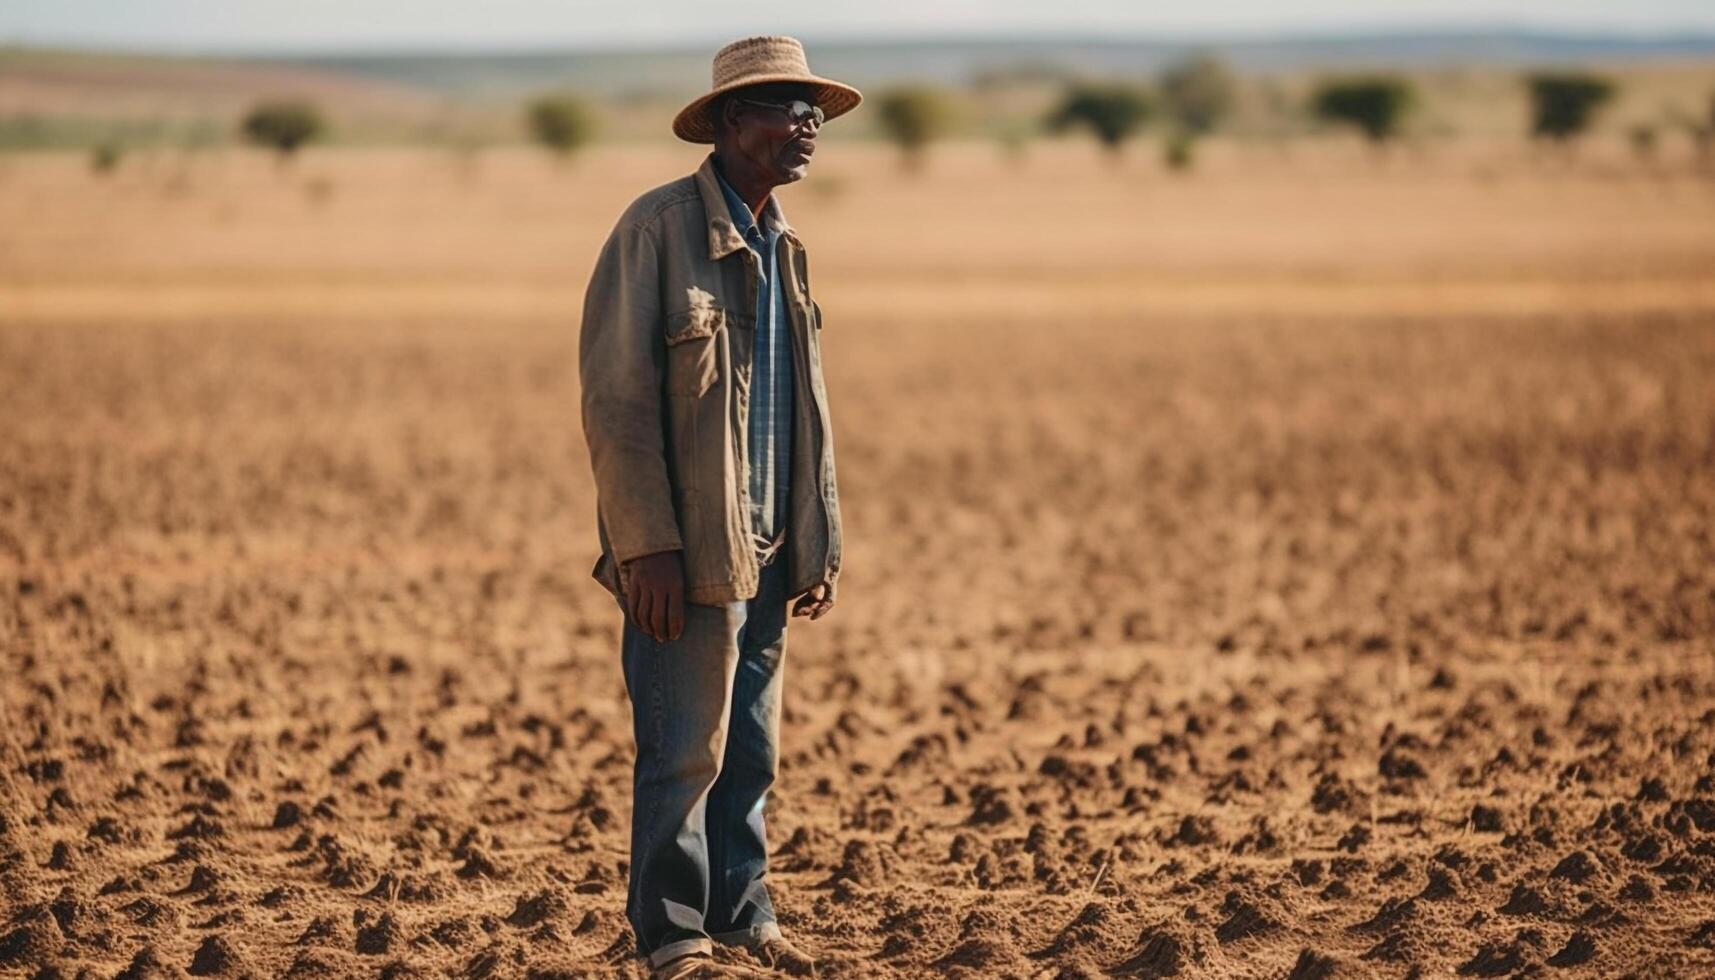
[651,951,771,980]
[650,952,722,980]
[752,937,818,977]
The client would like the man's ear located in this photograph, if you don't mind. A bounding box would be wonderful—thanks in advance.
[718,95,742,137]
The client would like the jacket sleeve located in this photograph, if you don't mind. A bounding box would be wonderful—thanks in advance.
[579,218,683,564]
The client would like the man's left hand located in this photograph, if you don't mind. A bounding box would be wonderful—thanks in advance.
[791,579,836,620]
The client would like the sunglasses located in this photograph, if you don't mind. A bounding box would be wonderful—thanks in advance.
[734,97,825,129]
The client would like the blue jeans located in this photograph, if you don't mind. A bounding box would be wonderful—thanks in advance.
[620,555,788,968]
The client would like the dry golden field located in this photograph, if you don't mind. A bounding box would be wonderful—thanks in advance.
[3,140,1715,979]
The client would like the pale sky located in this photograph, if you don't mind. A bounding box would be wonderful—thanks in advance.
[4,0,1714,53]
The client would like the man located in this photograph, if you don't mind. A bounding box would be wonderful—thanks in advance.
[578,36,859,980]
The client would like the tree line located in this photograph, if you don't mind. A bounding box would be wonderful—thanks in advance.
[898,63,1674,170]
[83,61,1715,175]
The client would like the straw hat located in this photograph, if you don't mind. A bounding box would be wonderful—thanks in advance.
[673,35,862,144]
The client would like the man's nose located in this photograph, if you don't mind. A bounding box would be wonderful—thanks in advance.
[797,113,820,136]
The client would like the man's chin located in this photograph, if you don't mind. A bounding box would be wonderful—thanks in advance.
[778,163,809,183]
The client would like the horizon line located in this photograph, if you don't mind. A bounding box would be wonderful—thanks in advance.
[4,20,1715,61]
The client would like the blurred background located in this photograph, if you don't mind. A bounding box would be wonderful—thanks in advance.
[5,2,1715,162]
[3,4,1715,979]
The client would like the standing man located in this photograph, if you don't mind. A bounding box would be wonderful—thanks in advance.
[578,36,858,980]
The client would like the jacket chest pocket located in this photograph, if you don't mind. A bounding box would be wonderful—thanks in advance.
[664,306,726,397]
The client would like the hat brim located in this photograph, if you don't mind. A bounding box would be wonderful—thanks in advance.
[672,74,862,144]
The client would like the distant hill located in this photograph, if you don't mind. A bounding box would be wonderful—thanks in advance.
[3,31,1712,149]
[278,30,1715,100]
[0,45,450,148]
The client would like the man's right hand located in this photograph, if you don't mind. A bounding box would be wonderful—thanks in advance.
[623,550,686,643]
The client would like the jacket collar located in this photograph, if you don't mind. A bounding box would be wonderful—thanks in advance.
[695,153,799,260]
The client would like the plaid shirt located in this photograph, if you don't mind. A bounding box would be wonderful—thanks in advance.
[713,168,794,557]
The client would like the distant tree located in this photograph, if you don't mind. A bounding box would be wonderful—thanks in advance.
[1628,123,1658,163]
[874,85,956,171]
[1159,54,1236,136]
[1700,93,1715,170]
[448,130,492,184]
[1526,72,1614,144]
[525,94,596,158]
[1163,131,1195,172]
[996,123,1031,167]
[1311,76,1414,145]
[1668,92,1715,171]
[1047,84,1153,159]
[240,100,325,161]
[89,141,123,175]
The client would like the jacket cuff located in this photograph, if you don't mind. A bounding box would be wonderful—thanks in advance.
[612,540,684,566]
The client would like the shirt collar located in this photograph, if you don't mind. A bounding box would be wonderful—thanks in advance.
[712,161,787,243]
[694,154,797,261]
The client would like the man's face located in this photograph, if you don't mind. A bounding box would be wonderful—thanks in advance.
[721,83,821,184]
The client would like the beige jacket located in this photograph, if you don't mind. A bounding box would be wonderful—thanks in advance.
[579,154,843,606]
